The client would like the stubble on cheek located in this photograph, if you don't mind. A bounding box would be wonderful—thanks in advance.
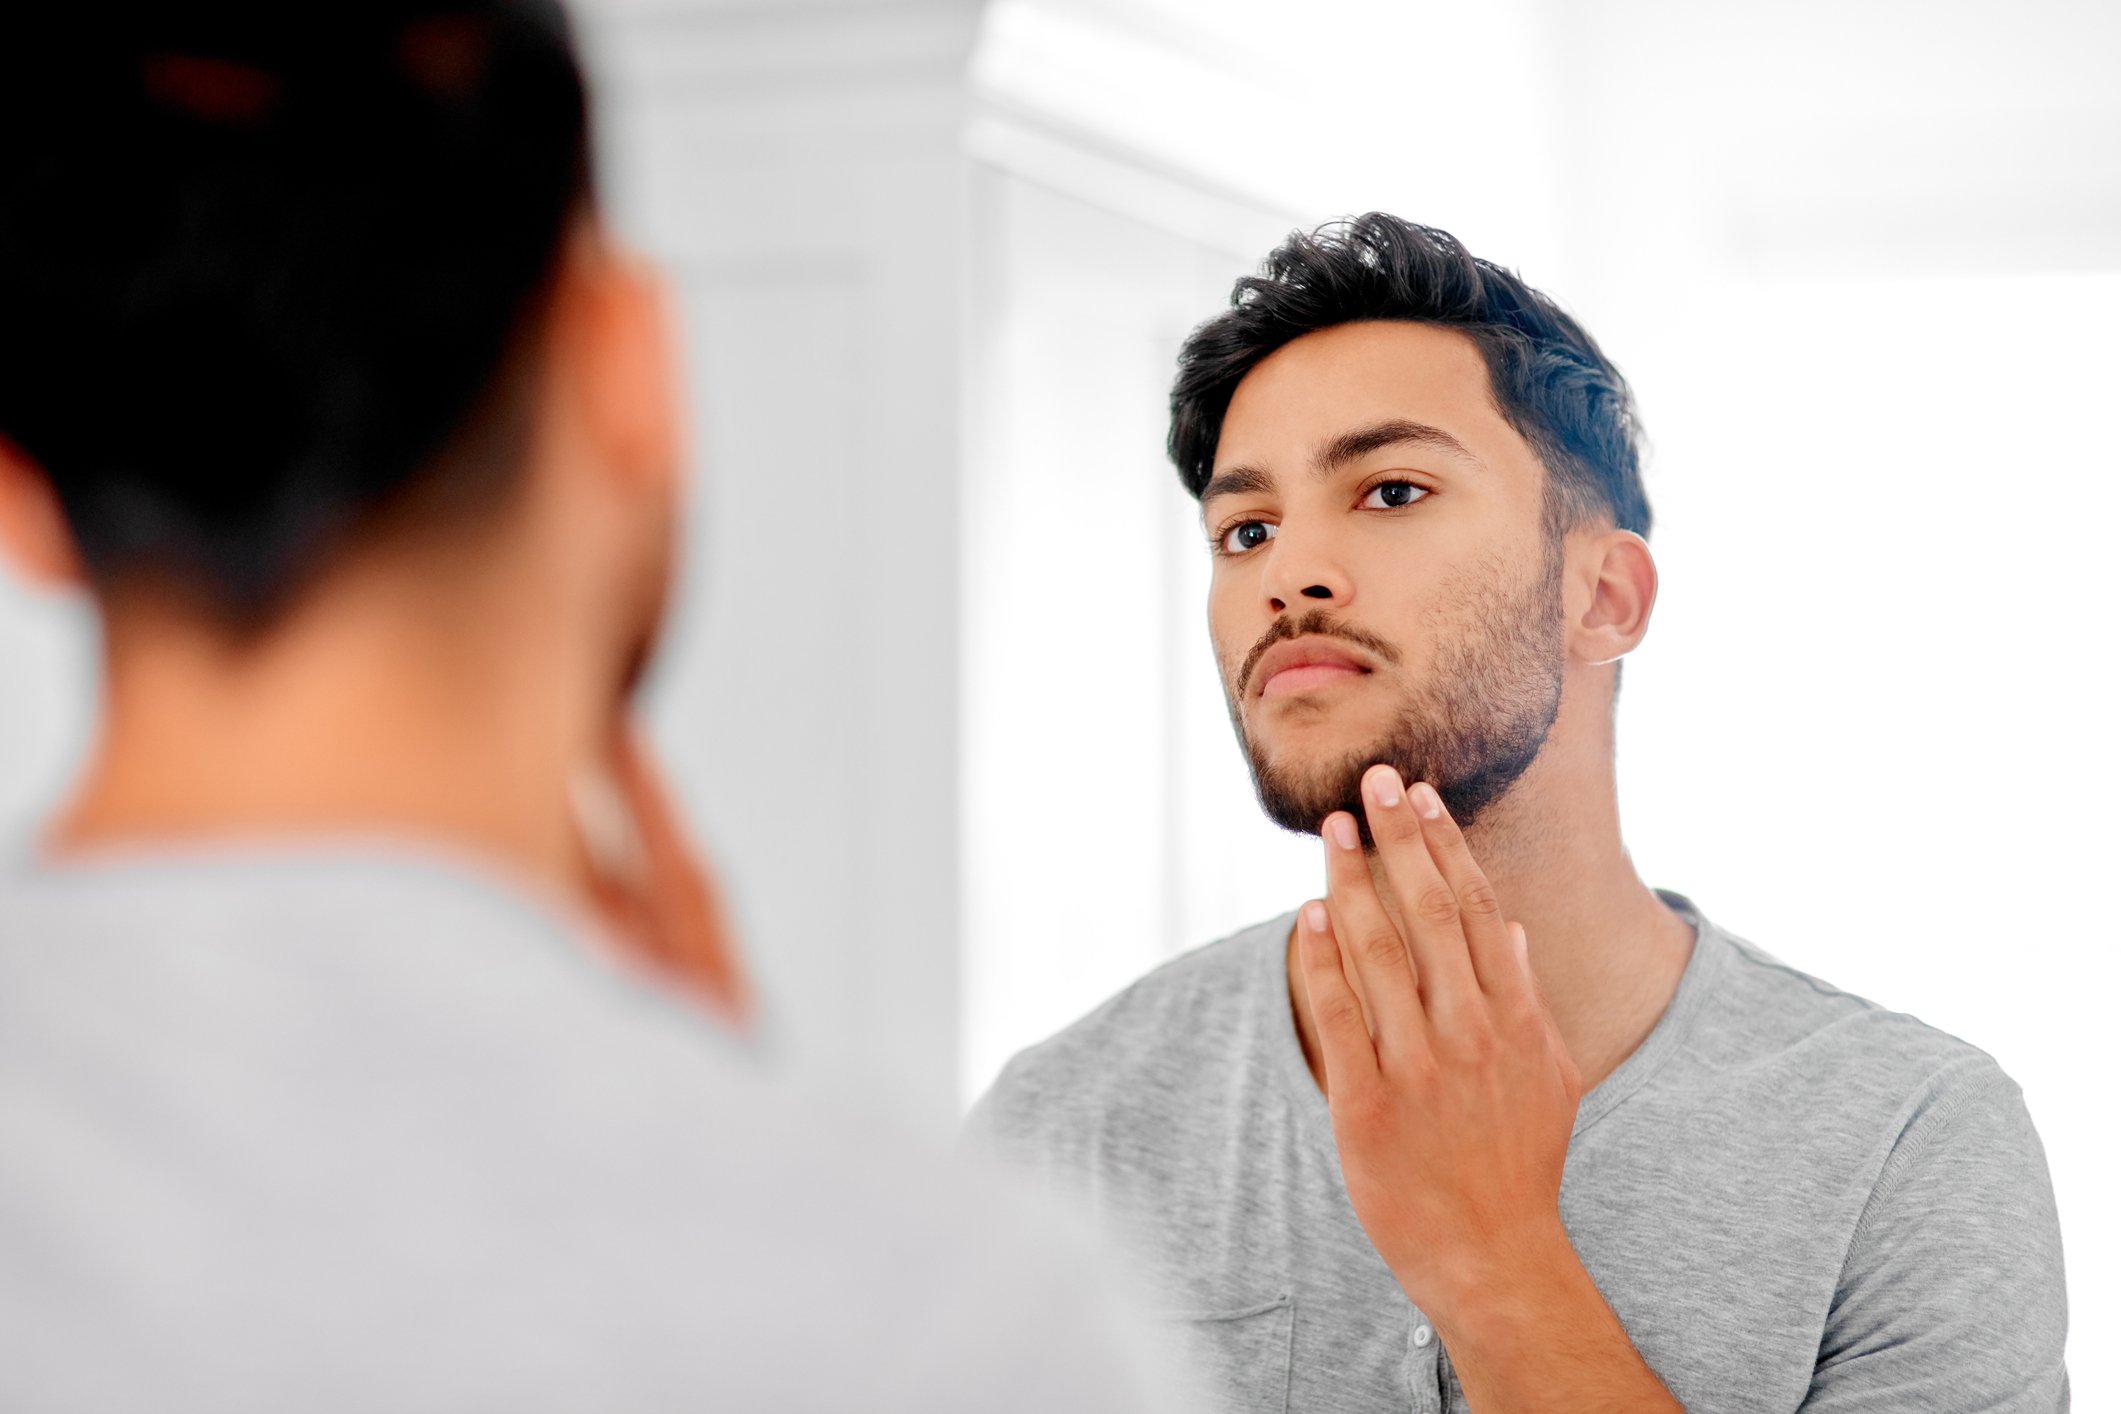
[1223,547,1567,836]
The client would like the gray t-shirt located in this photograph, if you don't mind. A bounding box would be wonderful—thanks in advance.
[967,895,2068,1413]
[0,849,1175,1413]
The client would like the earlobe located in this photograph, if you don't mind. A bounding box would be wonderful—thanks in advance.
[1573,529,1657,667]
[0,437,87,591]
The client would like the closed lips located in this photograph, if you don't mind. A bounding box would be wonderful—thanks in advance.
[1253,638,1374,698]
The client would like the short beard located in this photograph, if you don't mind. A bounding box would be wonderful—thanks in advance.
[1232,546,1567,842]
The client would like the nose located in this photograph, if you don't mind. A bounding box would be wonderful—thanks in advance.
[1262,524,1351,613]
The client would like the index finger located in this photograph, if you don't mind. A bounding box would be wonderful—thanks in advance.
[1320,809,1429,1059]
[1294,900,1380,1099]
[1358,765,1483,1022]
[1402,778,1525,1006]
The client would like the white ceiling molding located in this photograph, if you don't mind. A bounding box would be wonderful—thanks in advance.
[581,0,985,107]
[968,0,1571,280]
[964,105,1301,261]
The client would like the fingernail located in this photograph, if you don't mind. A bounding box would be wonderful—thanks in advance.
[1327,814,1359,850]
[1365,766,1403,808]
[1411,782,1443,819]
[1303,900,1329,933]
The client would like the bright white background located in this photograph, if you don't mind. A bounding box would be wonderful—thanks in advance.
[0,0,2112,1401]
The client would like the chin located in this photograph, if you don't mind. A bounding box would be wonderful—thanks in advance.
[1245,713,1392,779]
[1240,704,1554,842]
[1243,736,1396,841]
[1243,689,1389,744]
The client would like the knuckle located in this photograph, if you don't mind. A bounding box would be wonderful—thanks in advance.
[1358,926,1407,968]
[1397,1049,1443,1095]
[1447,1016,1497,1064]
[1334,1077,1390,1127]
[1316,993,1365,1035]
[1414,884,1462,927]
[1455,878,1502,919]
[1505,1000,1548,1043]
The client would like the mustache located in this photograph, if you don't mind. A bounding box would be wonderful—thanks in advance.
[1235,610,1403,698]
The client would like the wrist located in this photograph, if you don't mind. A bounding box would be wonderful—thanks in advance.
[1413,1215,1584,1348]
[1414,1220,1682,1413]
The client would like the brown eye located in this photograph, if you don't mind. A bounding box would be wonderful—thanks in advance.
[1361,481,1428,509]
[1220,521,1276,554]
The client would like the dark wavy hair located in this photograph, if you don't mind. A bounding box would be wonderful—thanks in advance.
[1168,214,1649,541]
[0,2,591,625]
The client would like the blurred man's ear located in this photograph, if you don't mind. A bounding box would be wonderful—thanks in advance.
[551,222,684,507]
[0,437,85,590]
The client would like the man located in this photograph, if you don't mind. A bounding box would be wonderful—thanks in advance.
[0,6,1170,1409]
[968,215,2069,1412]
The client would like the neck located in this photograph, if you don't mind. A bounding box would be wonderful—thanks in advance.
[50,564,597,899]
[1288,691,1695,1096]
[1460,734,1693,1088]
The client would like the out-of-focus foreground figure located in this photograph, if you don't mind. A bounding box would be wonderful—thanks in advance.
[0,5,1170,1409]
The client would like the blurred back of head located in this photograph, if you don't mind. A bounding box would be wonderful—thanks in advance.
[0,1,590,629]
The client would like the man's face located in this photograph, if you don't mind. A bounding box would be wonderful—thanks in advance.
[1202,320,1567,837]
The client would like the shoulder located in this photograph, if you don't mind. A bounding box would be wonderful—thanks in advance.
[968,912,1293,1154]
[0,858,1172,1410]
[1657,903,2056,1242]
[1746,942,2073,1408]
[1682,903,2014,1109]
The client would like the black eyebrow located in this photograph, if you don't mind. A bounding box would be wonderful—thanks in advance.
[1315,418,1481,475]
[1199,464,1275,506]
[1199,418,1481,513]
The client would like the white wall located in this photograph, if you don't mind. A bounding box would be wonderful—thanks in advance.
[957,169,1317,1108]
[1617,267,2121,1402]
[580,0,986,1131]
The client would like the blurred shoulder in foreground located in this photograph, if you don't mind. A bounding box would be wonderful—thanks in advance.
[0,850,1170,1410]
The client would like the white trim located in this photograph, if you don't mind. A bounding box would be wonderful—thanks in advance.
[965,104,1299,259]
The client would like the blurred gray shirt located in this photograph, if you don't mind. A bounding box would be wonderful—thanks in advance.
[968,895,2069,1413]
[0,849,1173,1413]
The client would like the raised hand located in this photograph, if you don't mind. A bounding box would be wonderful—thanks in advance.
[1300,762,1580,1307]
[572,721,752,1029]
[1299,764,1683,1410]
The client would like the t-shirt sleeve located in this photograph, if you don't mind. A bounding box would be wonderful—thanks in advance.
[1800,1058,2069,1412]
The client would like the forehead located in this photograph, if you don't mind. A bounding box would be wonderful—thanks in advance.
[1216,320,1527,473]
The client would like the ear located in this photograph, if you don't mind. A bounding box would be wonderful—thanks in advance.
[1568,528,1657,666]
[0,436,86,591]
[547,223,683,505]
